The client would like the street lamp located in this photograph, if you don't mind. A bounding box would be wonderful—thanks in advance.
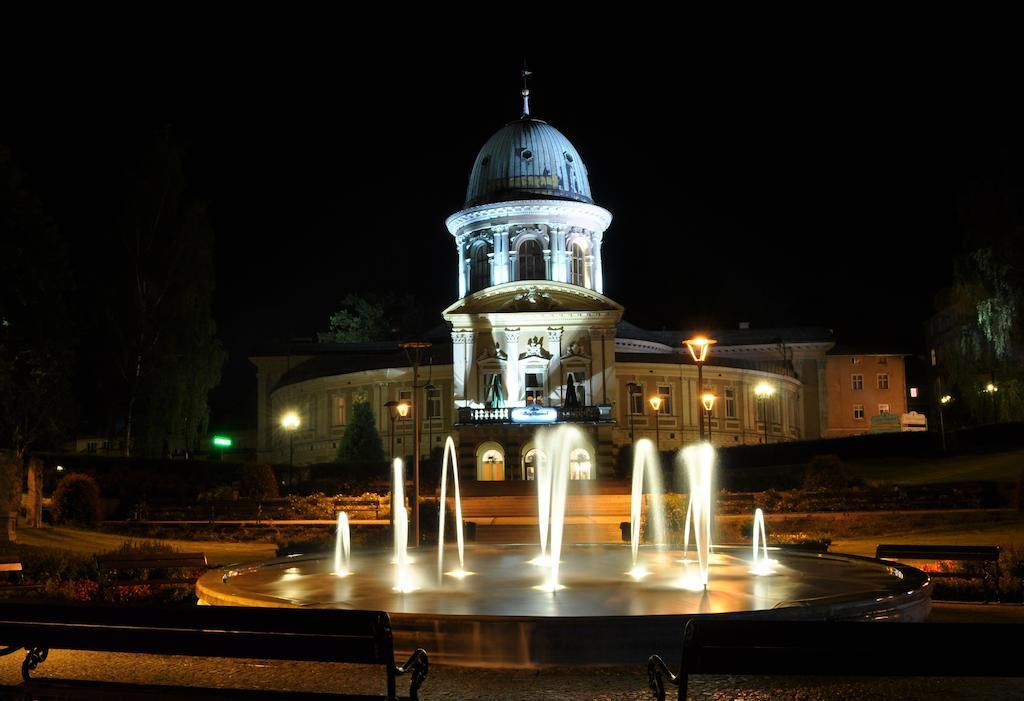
[983,381,999,423]
[400,340,432,548]
[626,382,642,442]
[280,411,300,485]
[939,393,953,452]
[684,336,717,441]
[424,383,437,469]
[754,383,774,445]
[701,392,716,443]
[649,395,663,451]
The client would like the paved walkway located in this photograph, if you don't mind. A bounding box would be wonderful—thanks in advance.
[2,603,1023,700]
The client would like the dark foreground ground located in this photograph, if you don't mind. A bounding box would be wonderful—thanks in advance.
[1,603,1022,700]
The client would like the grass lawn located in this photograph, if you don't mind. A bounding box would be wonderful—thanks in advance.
[847,449,1024,486]
[831,519,1024,557]
[16,524,278,566]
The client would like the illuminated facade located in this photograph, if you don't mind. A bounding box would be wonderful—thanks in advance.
[252,91,855,478]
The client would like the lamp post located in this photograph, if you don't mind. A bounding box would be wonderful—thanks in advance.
[400,341,432,547]
[684,336,717,441]
[649,395,663,451]
[939,394,952,452]
[984,379,999,423]
[626,382,641,442]
[280,411,300,486]
[701,393,716,444]
[424,382,436,469]
[754,383,774,445]
[384,400,400,533]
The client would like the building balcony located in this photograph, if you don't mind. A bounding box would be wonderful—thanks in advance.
[456,405,612,426]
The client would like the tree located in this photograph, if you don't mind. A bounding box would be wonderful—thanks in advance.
[0,146,75,541]
[336,401,386,464]
[102,129,225,457]
[318,292,427,343]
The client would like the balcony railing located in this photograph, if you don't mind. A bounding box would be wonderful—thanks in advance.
[456,405,608,425]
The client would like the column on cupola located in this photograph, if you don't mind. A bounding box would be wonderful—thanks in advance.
[550,226,567,283]
[456,234,468,298]
[451,330,474,407]
[546,327,563,404]
[493,227,510,284]
[504,328,521,404]
[592,231,605,294]
[543,228,553,281]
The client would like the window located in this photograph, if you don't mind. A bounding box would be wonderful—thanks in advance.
[469,241,490,293]
[523,448,547,481]
[480,448,505,481]
[878,403,890,415]
[517,239,544,280]
[399,390,412,420]
[878,356,888,365]
[569,242,587,286]
[877,374,889,390]
[852,374,864,391]
[333,395,346,426]
[657,385,672,414]
[724,387,736,418]
[854,404,865,420]
[426,386,441,419]
[628,385,645,415]
[851,357,862,366]
[569,371,586,406]
[569,448,592,480]
[524,371,545,404]
[483,372,504,407]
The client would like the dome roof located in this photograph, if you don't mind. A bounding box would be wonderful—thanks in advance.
[464,118,592,208]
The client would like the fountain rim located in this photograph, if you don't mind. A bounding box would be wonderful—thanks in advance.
[199,544,932,619]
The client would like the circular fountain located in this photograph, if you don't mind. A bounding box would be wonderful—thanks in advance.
[196,434,932,667]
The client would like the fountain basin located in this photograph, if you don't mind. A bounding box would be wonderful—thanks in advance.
[197,544,931,667]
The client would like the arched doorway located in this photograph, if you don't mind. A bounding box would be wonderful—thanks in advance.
[522,446,548,481]
[476,442,505,481]
[569,448,592,480]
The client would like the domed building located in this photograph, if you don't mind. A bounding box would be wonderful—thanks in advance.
[251,88,838,480]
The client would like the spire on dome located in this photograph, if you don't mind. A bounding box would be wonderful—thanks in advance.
[521,64,532,117]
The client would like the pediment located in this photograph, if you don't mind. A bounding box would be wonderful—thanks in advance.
[443,281,624,317]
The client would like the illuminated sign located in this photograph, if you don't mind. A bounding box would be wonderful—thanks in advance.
[212,436,233,448]
[511,405,558,424]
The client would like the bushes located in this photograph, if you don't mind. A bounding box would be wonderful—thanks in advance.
[803,454,848,491]
[52,473,101,527]
[239,463,279,499]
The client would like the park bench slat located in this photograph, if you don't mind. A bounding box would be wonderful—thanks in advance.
[21,678,391,701]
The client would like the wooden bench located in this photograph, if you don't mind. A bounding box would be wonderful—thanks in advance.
[0,601,428,700]
[876,544,1002,602]
[647,619,1021,701]
[95,551,210,598]
[0,557,42,594]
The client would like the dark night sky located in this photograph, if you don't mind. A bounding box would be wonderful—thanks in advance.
[3,39,1021,430]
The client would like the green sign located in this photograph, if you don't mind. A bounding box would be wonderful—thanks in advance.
[212,436,233,448]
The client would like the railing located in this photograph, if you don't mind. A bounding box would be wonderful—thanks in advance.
[456,406,606,425]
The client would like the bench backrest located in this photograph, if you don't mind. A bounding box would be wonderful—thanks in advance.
[681,620,1018,677]
[0,561,22,573]
[95,552,209,571]
[0,602,394,666]
[876,544,1000,561]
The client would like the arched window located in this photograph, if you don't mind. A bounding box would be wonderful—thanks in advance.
[469,241,490,293]
[517,239,544,281]
[569,448,592,480]
[522,447,547,481]
[477,442,505,481]
[569,241,587,287]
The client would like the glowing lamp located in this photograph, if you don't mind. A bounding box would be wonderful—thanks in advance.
[212,436,232,448]
[701,393,716,412]
[280,412,300,431]
[984,383,998,393]
[754,383,775,399]
[940,394,953,405]
[648,396,663,412]
[396,402,411,418]
[683,336,717,363]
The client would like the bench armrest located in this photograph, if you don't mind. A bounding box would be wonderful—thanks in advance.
[395,648,428,701]
[648,654,679,701]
